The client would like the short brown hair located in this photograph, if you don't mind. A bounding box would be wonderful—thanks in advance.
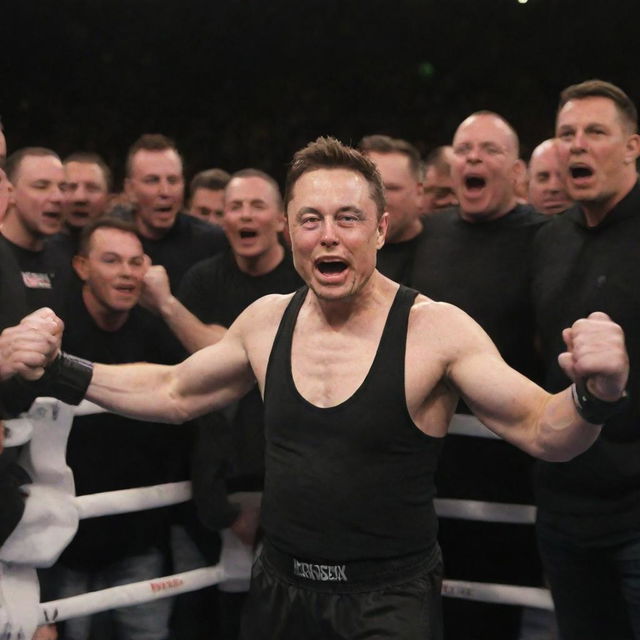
[229,168,283,210]
[189,168,231,194]
[558,79,638,133]
[423,145,453,176]
[5,147,60,183]
[64,151,113,192]
[284,136,385,218]
[357,134,422,180]
[77,216,141,257]
[125,133,183,178]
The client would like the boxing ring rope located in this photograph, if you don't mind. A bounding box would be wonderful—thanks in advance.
[2,399,553,636]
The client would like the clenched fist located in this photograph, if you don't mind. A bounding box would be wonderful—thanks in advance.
[0,308,63,382]
[558,311,628,402]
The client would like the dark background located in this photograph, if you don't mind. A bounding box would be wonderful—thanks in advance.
[1,0,639,188]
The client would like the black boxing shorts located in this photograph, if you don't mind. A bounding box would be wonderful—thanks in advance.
[239,540,443,639]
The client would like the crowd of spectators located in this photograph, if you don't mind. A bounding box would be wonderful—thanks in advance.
[0,77,639,640]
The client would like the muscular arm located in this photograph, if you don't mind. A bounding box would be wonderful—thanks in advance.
[424,304,628,461]
[86,317,255,424]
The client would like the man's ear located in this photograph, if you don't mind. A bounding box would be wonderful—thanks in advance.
[123,178,136,204]
[377,212,389,249]
[6,180,15,208]
[512,158,527,183]
[623,133,640,165]
[72,255,89,281]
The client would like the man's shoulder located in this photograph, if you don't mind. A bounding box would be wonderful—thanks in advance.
[236,291,298,327]
[533,206,580,244]
[175,213,226,241]
[408,296,488,351]
[184,250,229,277]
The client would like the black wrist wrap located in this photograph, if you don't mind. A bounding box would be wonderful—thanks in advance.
[571,378,629,425]
[42,352,94,405]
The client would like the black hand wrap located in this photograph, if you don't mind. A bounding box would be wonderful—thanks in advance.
[39,352,94,405]
[571,378,629,425]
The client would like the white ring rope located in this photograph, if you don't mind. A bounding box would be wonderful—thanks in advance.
[38,563,554,625]
[443,580,553,610]
[74,481,537,526]
[40,565,227,625]
[448,413,501,439]
[76,481,192,520]
[1,400,553,638]
[434,498,536,525]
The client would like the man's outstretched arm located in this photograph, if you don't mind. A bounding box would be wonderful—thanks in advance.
[442,307,628,461]
[86,321,256,424]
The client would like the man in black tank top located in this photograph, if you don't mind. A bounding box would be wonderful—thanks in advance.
[44,137,630,639]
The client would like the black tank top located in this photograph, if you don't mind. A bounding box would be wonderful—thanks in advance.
[261,285,444,562]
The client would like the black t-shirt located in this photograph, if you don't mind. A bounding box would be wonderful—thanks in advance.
[407,205,548,588]
[532,181,640,544]
[410,204,547,504]
[0,235,73,317]
[59,297,187,568]
[179,249,303,489]
[0,239,30,545]
[376,228,425,286]
[113,211,227,290]
[179,249,303,326]
[47,229,81,261]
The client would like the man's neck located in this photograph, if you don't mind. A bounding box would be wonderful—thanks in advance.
[234,242,284,277]
[82,287,130,332]
[387,218,423,244]
[1,213,44,251]
[579,175,637,227]
[310,270,393,329]
[459,197,517,224]
[135,215,168,241]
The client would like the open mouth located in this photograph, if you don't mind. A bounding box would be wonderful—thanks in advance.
[43,211,61,220]
[465,176,486,191]
[114,284,136,293]
[570,166,593,179]
[316,259,348,275]
[239,230,258,239]
[154,206,173,214]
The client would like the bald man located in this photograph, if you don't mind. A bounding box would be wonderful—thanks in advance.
[528,139,573,215]
[411,111,548,639]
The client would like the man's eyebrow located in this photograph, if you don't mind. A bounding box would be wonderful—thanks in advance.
[296,206,321,218]
[336,205,364,215]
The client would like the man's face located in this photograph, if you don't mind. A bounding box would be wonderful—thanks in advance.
[63,161,109,230]
[528,141,573,215]
[0,130,6,165]
[451,114,521,221]
[287,168,387,302]
[0,170,10,222]
[74,227,147,314]
[0,131,8,221]
[223,176,284,262]
[365,151,421,242]
[422,164,458,214]
[125,149,184,239]
[11,155,65,237]
[188,187,225,225]
[555,96,639,209]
